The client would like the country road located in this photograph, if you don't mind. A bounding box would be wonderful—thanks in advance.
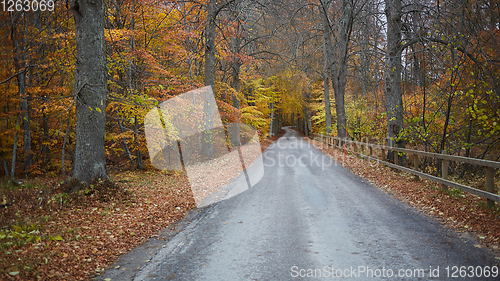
[99,127,498,280]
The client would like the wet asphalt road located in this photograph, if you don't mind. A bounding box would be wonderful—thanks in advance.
[103,127,499,280]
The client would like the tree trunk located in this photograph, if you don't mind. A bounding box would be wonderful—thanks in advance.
[11,13,32,176]
[42,112,51,167]
[230,34,242,92]
[201,87,215,157]
[70,0,109,184]
[134,116,144,170]
[205,0,217,87]
[459,118,473,178]
[0,138,9,176]
[275,108,281,136]
[11,112,21,179]
[181,1,195,85]
[201,0,217,158]
[61,117,71,176]
[303,107,309,137]
[118,119,133,162]
[302,90,311,137]
[439,46,457,155]
[231,89,240,146]
[335,2,352,139]
[269,101,274,137]
[128,0,137,92]
[323,0,352,139]
[20,76,31,175]
[384,0,404,159]
[230,36,241,147]
[332,68,347,139]
[322,7,332,135]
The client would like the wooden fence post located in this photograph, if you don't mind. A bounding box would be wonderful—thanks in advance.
[442,150,449,191]
[413,154,420,181]
[486,154,495,208]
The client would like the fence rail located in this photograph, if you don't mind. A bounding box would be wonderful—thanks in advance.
[310,133,500,205]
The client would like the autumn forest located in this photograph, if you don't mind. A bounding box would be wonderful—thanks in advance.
[0,0,498,182]
[0,0,500,279]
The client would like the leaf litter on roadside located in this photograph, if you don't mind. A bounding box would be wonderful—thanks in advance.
[0,169,195,280]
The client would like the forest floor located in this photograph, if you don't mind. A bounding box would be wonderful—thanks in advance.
[307,137,500,259]
[3,128,497,280]
[0,131,283,281]
[0,170,195,280]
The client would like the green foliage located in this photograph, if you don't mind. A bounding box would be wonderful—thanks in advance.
[0,224,64,249]
[241,106,267,131]
[0,179,22,191]
[311,96,335,135]
[344,99,385,141]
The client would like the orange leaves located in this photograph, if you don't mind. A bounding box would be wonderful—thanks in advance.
[216,99,240,124]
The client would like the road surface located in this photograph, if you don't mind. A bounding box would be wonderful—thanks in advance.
[100,127,499,280]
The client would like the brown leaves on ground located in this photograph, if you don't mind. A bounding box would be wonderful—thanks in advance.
[260,128,285,152]
[308,139,500,256]
[0,169,195,280]
[0,135,277,281]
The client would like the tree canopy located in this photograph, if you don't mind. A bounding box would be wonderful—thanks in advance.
[0,0,499,180]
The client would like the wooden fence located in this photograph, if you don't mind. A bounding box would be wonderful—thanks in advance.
[310,133,500,207]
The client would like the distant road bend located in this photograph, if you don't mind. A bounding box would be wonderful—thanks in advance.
[123,127,498,280]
